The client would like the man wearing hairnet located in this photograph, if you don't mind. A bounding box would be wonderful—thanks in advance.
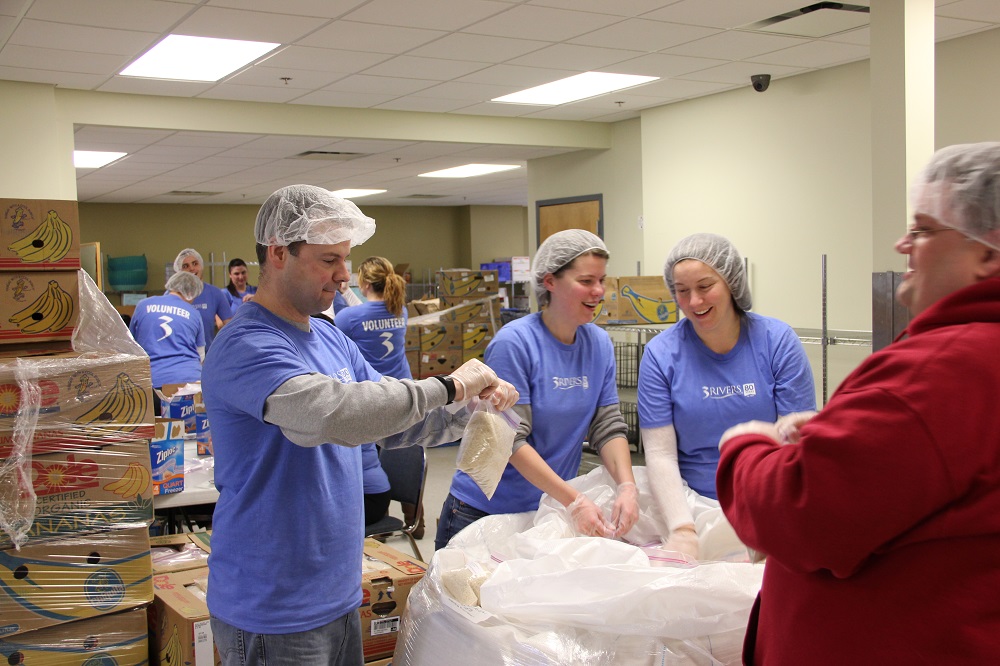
[129,270,205,411]
[201,184,518,666]
[717,142,1000,663]
[173,247,233,350]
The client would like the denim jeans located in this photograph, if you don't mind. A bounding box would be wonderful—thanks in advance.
[211,611,363,666]
[435,492,491,551]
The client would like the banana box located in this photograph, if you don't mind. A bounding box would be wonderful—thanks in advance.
[150,566,221,666]
[151,418,185,495]
[0,270,79,345]
[598,276,679,325]
[417,350,461,379]
[0,350,154,454]
[404,325,420,351]
[436,269,499,299]
[417,324,462,353]
[405,350,421,378]
[462,347,486,363]
[0,440,154,549]
[0,199,81,271]
[434,297,502,326]
[461,322,495,351]
[361,538,427,662]
[0,527,152,637]
[150,533,212,574]
[0,606,148,665]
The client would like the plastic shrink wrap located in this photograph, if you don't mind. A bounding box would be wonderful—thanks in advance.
[0,606,149,665]
[0,270,154,549]
[394,467,762,665]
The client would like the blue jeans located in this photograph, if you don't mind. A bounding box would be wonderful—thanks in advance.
[435,493,491,551]
[211,611,363,666]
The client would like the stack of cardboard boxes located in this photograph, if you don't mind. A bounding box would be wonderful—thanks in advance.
[0,198,156,663]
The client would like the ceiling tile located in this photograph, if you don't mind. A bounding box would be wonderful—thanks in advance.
[225,65,340,88]
[363,55,490,80]
[622,77,732,100]
[934,15,995,39]
[199,82,308,103]
[456,64,575,87]
[747,40,869,68]
[570,18,720,52]
[676,61,803,85]
[663,30,806,60]
[299,21,446,53]
[822,26,870,46]
[25,0,192,32]
[10,19,157,56]
[97,76,216,97]
[937,0,1000,23]
[157,132,264,148]
[374,96,476,112]
[206,0,369,19]
[0,44,128,74]
[257,46,392,73]
[408,33,549,62]
[526,0,676,18]
[411,79,519,101]
[453,102,539,117]
[464,5,620,41]
[507,43,642,70]
[288,89,398,107]
[343,0,509,31]
[174,6,326,42]
[0,65,107,88]
[606,52,727,77]
[641,0,806,29]
[322,74,438,95]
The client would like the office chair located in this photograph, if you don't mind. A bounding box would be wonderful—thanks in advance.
[364,445,427,561]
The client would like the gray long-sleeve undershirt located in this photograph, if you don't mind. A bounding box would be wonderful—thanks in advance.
[264,373,469,449]
[510,402,627,454]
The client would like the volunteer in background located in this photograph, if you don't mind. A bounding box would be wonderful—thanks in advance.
[173,247,233,350]
[224,257,257,310]
[335,255,425,535]
[330,280,363,320]
[202,184,518,666]
[435,229,640,550]
[129,270,205,414]
[717,142,1000,663]
[637,233,815,559]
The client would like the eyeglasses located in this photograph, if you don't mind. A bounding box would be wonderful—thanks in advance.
[904,227,958,242]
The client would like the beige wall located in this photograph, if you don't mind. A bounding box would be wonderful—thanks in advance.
[468,205,529,268]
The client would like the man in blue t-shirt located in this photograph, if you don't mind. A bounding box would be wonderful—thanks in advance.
[173,248,233,351]
[202,184,518,666]
[130,270,205,390]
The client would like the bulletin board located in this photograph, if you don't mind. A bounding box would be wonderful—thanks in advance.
[535,194,603,246]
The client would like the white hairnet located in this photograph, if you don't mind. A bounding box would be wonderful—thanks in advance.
[255,184,375,248]
[532,229,608,306]
[912,142,1000,251]
[173,248,203,274]
[165,270,204,301]
[664,233,752,312]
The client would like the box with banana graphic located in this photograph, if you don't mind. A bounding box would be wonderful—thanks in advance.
[0,527,152,636]
[150,566,220,666]
[417,324,462,353]
[1,199,80,271]
[0,350,155,454]
[1,270,80,344]
[593,276,679,325]
[0,440,153,549]
[435,297,502,326]
[0,606,148,665]
[436,269,499,299]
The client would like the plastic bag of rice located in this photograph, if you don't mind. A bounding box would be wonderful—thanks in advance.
[457,399,519,499]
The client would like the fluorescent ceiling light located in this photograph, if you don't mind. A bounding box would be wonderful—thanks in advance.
[492,72,659,106]
[120,34,280,82]
[330,189,387,199]
[419,164,520,178]
[74,150,127,168]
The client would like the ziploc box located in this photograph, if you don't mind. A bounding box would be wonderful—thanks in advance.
[150,566,221,666]
[0,606,148,665]
[195,403,212,456]
[159,383,200,433]
[0,349,154,455]
[0,270,80,345]
[0,527,152,637]
[0,198,81,271]
[151,418,185,495]
[0,440,154,548]
[361,539,427,662]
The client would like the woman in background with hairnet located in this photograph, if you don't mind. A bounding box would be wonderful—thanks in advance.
[435,229,640,549]
[638,233,815,559]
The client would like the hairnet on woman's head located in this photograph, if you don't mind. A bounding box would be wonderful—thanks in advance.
[912,142,1000,251]
[173,248,203,274]
[166,270,204,301]
[255,184,376,248]
[532,229,608,306]
[664,233,752,312]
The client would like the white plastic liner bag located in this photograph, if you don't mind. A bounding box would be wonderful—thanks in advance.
[394,466,763,665]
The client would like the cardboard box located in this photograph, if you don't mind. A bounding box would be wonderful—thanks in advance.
[417,350,461,378]
[436,270,499,299]
[403,325,420,351]
[0,527,152,636]
[434,297,502,326]
[462,347,487,363]
[410,298,440,315]
[0,606,148,665]
[0,440,153,548]
[361,539,427,662]
[0,199,81,271]
[417,324,462,352]
[149,533,212,575]
[0,350,154,453]
[593,276,679,325]
[150,566,221,666]
[0,270,80,345]
[405,350,421,379]
[461,322,494,351]
[195,403,212,456]
[366,659,392,666]
[151,418,185,495]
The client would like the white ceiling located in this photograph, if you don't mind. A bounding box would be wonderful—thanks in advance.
[2,0,996,206]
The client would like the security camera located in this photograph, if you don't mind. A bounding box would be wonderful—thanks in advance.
[751,74,771,92]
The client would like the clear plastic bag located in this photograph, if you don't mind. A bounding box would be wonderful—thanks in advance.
[456,399,519,499]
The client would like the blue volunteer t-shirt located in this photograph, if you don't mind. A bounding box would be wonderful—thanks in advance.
[191,282,233,351]
[637,312,816,499]
[225,284,257,312]
[129,294,204,387]
[202,303,381,634]
[335,301,411,379]
[449,313,619,514]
